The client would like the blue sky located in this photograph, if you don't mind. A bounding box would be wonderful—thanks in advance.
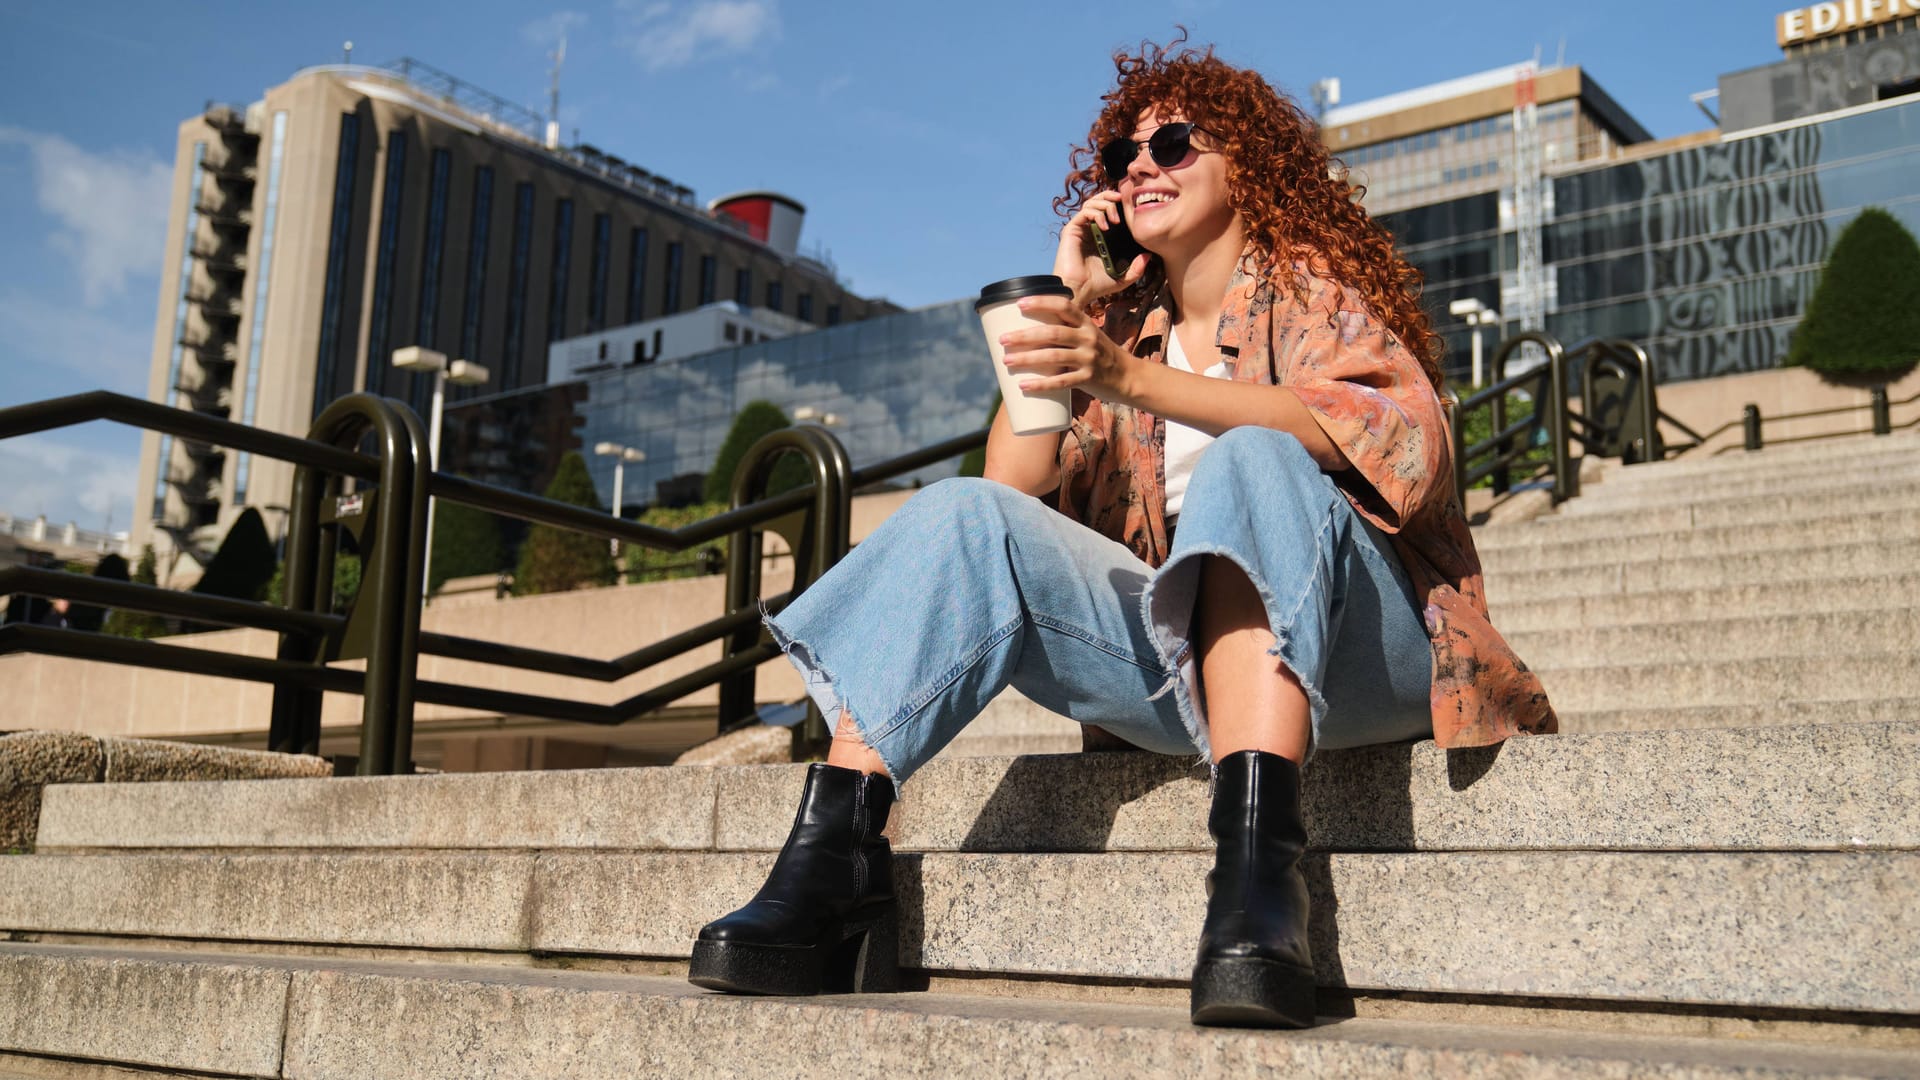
[0,0,1793,535]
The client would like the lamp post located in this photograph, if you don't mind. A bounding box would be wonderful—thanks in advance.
[791,405,842,426]
[1447,298,1502,388]
[594,441,647,558]
[393,346,490,599]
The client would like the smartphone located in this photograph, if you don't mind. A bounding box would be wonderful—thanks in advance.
[1093,215,1145,280]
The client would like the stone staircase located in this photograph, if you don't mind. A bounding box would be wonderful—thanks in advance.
[2,432,1918,1077]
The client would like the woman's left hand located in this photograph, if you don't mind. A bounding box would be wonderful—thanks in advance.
[998,294,1141,404]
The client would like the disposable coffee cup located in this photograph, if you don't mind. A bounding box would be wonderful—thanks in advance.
[977,275,1076,435]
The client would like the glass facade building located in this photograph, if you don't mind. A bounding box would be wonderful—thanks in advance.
[1389,95,1920,385]
[442,300,994,510]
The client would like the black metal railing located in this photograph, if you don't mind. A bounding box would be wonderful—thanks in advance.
[0,389,988,774]
[1659,384,1918,456]
[1450,332,1575,504]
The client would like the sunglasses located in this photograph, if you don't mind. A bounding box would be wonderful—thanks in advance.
[1100,122,1211,183]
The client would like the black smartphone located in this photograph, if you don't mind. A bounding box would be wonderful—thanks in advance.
[1093,215,1145,280]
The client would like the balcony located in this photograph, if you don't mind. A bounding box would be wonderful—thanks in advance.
[186,288,244,321]
[176,334,238,365]
[188,242,247,275]
[194,199,254,229]
[203,154,257,183]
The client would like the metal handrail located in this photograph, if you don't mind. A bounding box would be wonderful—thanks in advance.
[1451,332,1574,504]
[1661,386,1918,457]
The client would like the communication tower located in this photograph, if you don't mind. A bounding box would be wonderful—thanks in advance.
[1509,64,1547,355]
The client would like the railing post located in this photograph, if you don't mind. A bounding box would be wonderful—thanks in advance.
[1449,395,1467,515]
[1871,387,1892,436]
[1743,404,1763,451]
[1544,336,1576,502]
[1490,392,1510,496]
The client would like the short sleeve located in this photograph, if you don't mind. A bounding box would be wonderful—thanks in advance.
[1279,289,1448,531]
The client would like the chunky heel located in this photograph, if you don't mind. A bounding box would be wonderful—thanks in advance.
[839,904,900,993]
[1191,956,1317,1028]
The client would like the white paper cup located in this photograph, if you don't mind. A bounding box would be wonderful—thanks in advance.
[977,275,1077,435]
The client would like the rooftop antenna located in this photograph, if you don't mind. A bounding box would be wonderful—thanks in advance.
[545,32,566,150]
[1309,77,1341,125]
[1554,36,1566,69]
[342,40,354,66]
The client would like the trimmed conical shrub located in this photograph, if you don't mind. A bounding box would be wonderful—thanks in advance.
[704,400,812,504]
[430,493,505,594]
[513,452,615,595]
[104,545,171,639]
[1789,207,1920,378]
[192,508,278,602]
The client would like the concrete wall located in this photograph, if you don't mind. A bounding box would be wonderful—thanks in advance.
[1650,364,1920,454]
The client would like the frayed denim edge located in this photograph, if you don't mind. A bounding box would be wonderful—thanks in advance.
[1139,541,1334,769]
[759,605,908,797]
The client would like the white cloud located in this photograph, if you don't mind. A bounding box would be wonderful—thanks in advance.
[0,289,153,395]
[522,9,589,47]
[0,128,171,306]
[619,0,779,71]
[0,433,138,534]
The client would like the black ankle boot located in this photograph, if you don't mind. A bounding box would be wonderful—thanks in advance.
[1190,750,1317,1028]
[689,763,899,996]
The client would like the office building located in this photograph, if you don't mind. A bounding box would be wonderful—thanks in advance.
[1324,3,1920,385]
[133,59,892,562]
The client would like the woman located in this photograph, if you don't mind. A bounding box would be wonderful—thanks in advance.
[688,36,1556,1029]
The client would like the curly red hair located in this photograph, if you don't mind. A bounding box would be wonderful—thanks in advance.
[1056,33,1444,387]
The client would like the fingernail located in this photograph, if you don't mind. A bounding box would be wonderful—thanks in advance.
[1016,297,1033,309]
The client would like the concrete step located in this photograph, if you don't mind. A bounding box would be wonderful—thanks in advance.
[6,943,1916,1080]
[1,846,1912,1013]
[1488,573,1920,632]
[1557,468,1920,515]
[1472,481,1920,550]
[1557,698,1918,733]
[1486,539,1916,603]
[1535,651,1920,712]
[1478,508,1920,576]
[1507,607,1920,668]
[1588,441,1920,492]
[38,723,1920,855]
[1590,431,1918,484]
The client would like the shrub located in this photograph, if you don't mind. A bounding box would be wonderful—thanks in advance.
[1454,391,1552,490]
[705,401,812,504]
[1788,207,1920,379]
[103,545,170,639]
[429,494,505,595]
[192,508,278,602]
[513,452,616,595]
[622,501,730,584]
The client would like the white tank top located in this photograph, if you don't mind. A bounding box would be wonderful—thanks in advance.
[1162,328,1235,518]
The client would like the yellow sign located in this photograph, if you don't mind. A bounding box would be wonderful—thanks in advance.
[1778,0,1920,46]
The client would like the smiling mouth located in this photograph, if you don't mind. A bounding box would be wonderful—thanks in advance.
[1134,191,1177,209]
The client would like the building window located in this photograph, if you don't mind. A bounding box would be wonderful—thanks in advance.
[826,304,841,326]
[765,280,783,312]
[460,166,494,367]
[735,267,751,305]
[664,241,684,313]
[412,146,453,414]
[723,321,738,342]
[363,131,407,400]
[797,292,814,323]
[233,111,287,504]
[547,198,574,342]
[503,182,535,389]
[587,212,611,332]
[312,111,362,420]
[698,253,717,305]
[626,227,648,323]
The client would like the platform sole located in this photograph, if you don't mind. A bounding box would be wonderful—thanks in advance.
[689,908,899,996]
[1190,955,1318,1029]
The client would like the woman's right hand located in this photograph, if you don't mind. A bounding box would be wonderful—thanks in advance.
[1055,192,1148,308]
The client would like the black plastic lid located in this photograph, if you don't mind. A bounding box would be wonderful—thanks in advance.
[976,275,1074,310]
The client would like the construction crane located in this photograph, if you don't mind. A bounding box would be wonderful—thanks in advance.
[1509,63,1547,369]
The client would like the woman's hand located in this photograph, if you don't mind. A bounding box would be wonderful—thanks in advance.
[998,294,1142,404]
[1054,192,1149,306]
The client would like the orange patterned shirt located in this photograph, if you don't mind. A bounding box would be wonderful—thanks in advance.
[1054,252,1557,748]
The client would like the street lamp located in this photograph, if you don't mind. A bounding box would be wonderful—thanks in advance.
[791,405,842,426]
[1447,298,1502,389]
[594,441,647,558]
[393,346,490,599]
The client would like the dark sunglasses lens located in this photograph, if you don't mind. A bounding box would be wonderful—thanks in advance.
[1148,123,1195,167]
[1100,138,1133,182]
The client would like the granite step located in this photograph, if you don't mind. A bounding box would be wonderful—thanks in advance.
[1,846,1912,1013]
[1554,698,1919,734]
[1477,508,1920,575]
[38,723,1919,855]
[1585,442,1920,491]
[1486,539,1917,603]
[1556,468,1920,515]
[1534,651,1920,712]
[1505,607,1920,669]
[1586,431,1918,484]
[6,942,1916,1080]
[1487,573,1920,633]
[1470,481,1920,549]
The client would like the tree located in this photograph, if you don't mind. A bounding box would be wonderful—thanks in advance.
[66,553,129,633]
[513,451,616,595]
[1789,207,1920,380]
[623,501,729,584]
[704,400,812,504]
[103,545,170,639]
[429,495,505,594]
[192,508,279,602]
[957,391,1003,479]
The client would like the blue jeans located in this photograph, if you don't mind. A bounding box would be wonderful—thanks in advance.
[764,427,1434,789]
